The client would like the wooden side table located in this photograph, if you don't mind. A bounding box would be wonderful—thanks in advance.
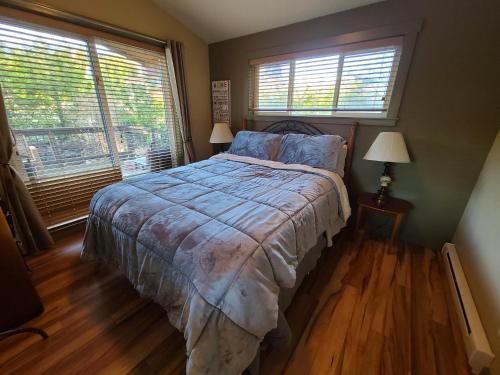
[355,192,412,247]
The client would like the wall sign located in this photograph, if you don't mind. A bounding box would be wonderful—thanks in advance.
[211,80,231,125]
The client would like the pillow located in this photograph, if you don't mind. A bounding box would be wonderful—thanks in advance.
[276,133,346,174]
[227,131,282,160]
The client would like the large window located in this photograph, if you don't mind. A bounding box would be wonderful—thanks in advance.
[248,38,402,117]
[0,18,183,226]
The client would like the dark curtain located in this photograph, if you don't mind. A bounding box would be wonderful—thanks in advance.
[0,88,53,255]
[167,41,196,163]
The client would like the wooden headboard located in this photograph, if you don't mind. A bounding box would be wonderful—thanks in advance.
[242,118,358,186]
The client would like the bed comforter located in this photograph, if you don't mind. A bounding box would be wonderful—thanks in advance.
[82,153,350,374]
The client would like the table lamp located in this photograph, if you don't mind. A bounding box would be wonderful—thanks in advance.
[364,132,410,206]
[209,122,234,153]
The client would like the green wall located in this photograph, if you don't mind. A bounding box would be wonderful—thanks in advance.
[453,131,500,373]
[209,0,500,248]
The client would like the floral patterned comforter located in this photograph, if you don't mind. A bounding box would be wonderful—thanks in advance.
[82,153,350,374]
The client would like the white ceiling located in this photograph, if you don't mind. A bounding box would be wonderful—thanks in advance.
[153,0,384,43]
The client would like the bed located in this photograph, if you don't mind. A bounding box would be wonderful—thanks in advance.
[81,119,357,375]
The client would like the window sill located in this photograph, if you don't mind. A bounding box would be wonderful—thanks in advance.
[248,113,398,127]
[48,215,88,241]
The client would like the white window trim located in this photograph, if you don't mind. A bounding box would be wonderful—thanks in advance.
[251,43,401,117]
[247,20,422,126]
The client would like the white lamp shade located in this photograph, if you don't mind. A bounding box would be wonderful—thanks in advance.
[209,122,234,144]
[364,132,411,163]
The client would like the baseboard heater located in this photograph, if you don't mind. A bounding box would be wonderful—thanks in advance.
[441,243,495,374]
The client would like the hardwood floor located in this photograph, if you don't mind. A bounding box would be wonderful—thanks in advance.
[0,231,470,374]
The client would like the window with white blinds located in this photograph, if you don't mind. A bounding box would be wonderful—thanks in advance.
[0,18,183,227]
[95,39,182,177]
[248,38,402,117]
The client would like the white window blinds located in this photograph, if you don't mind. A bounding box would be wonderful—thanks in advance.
[0,22,114,179]
[256,61,290,111]
[337,48,398,112]
[249,38,402,117]
[0,19,183,227]
[292,55,339,115]
[95,39,182,177]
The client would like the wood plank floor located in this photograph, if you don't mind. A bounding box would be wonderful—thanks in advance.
[0,231,470,375]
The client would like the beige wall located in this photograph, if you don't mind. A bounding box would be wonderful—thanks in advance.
[7,0,213,161]
[454,131,500,375]
[209,0,500,248]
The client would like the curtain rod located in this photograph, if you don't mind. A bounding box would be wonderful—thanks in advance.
[0,0,167,47]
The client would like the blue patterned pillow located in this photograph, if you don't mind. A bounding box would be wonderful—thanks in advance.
[227,131,282,160]
[277,134,346,174]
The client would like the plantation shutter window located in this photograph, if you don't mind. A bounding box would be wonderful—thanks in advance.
[337,48,398,112]
[249,37,402,117]
[256,61,290,111]
[292,55,339,116]
[0,18,183,227]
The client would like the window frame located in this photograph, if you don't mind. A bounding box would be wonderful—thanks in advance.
[0,15,181,174]
[0,11,183,227]
[247,21,422,126]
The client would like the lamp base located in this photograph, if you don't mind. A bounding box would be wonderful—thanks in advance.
[375,186,391,206]
[212,143,229,155]
[373,162,394,207]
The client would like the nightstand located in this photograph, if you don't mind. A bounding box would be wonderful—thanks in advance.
[355,192,412,248]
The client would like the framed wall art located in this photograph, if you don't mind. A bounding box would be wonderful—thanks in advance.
[211,80,231,125]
